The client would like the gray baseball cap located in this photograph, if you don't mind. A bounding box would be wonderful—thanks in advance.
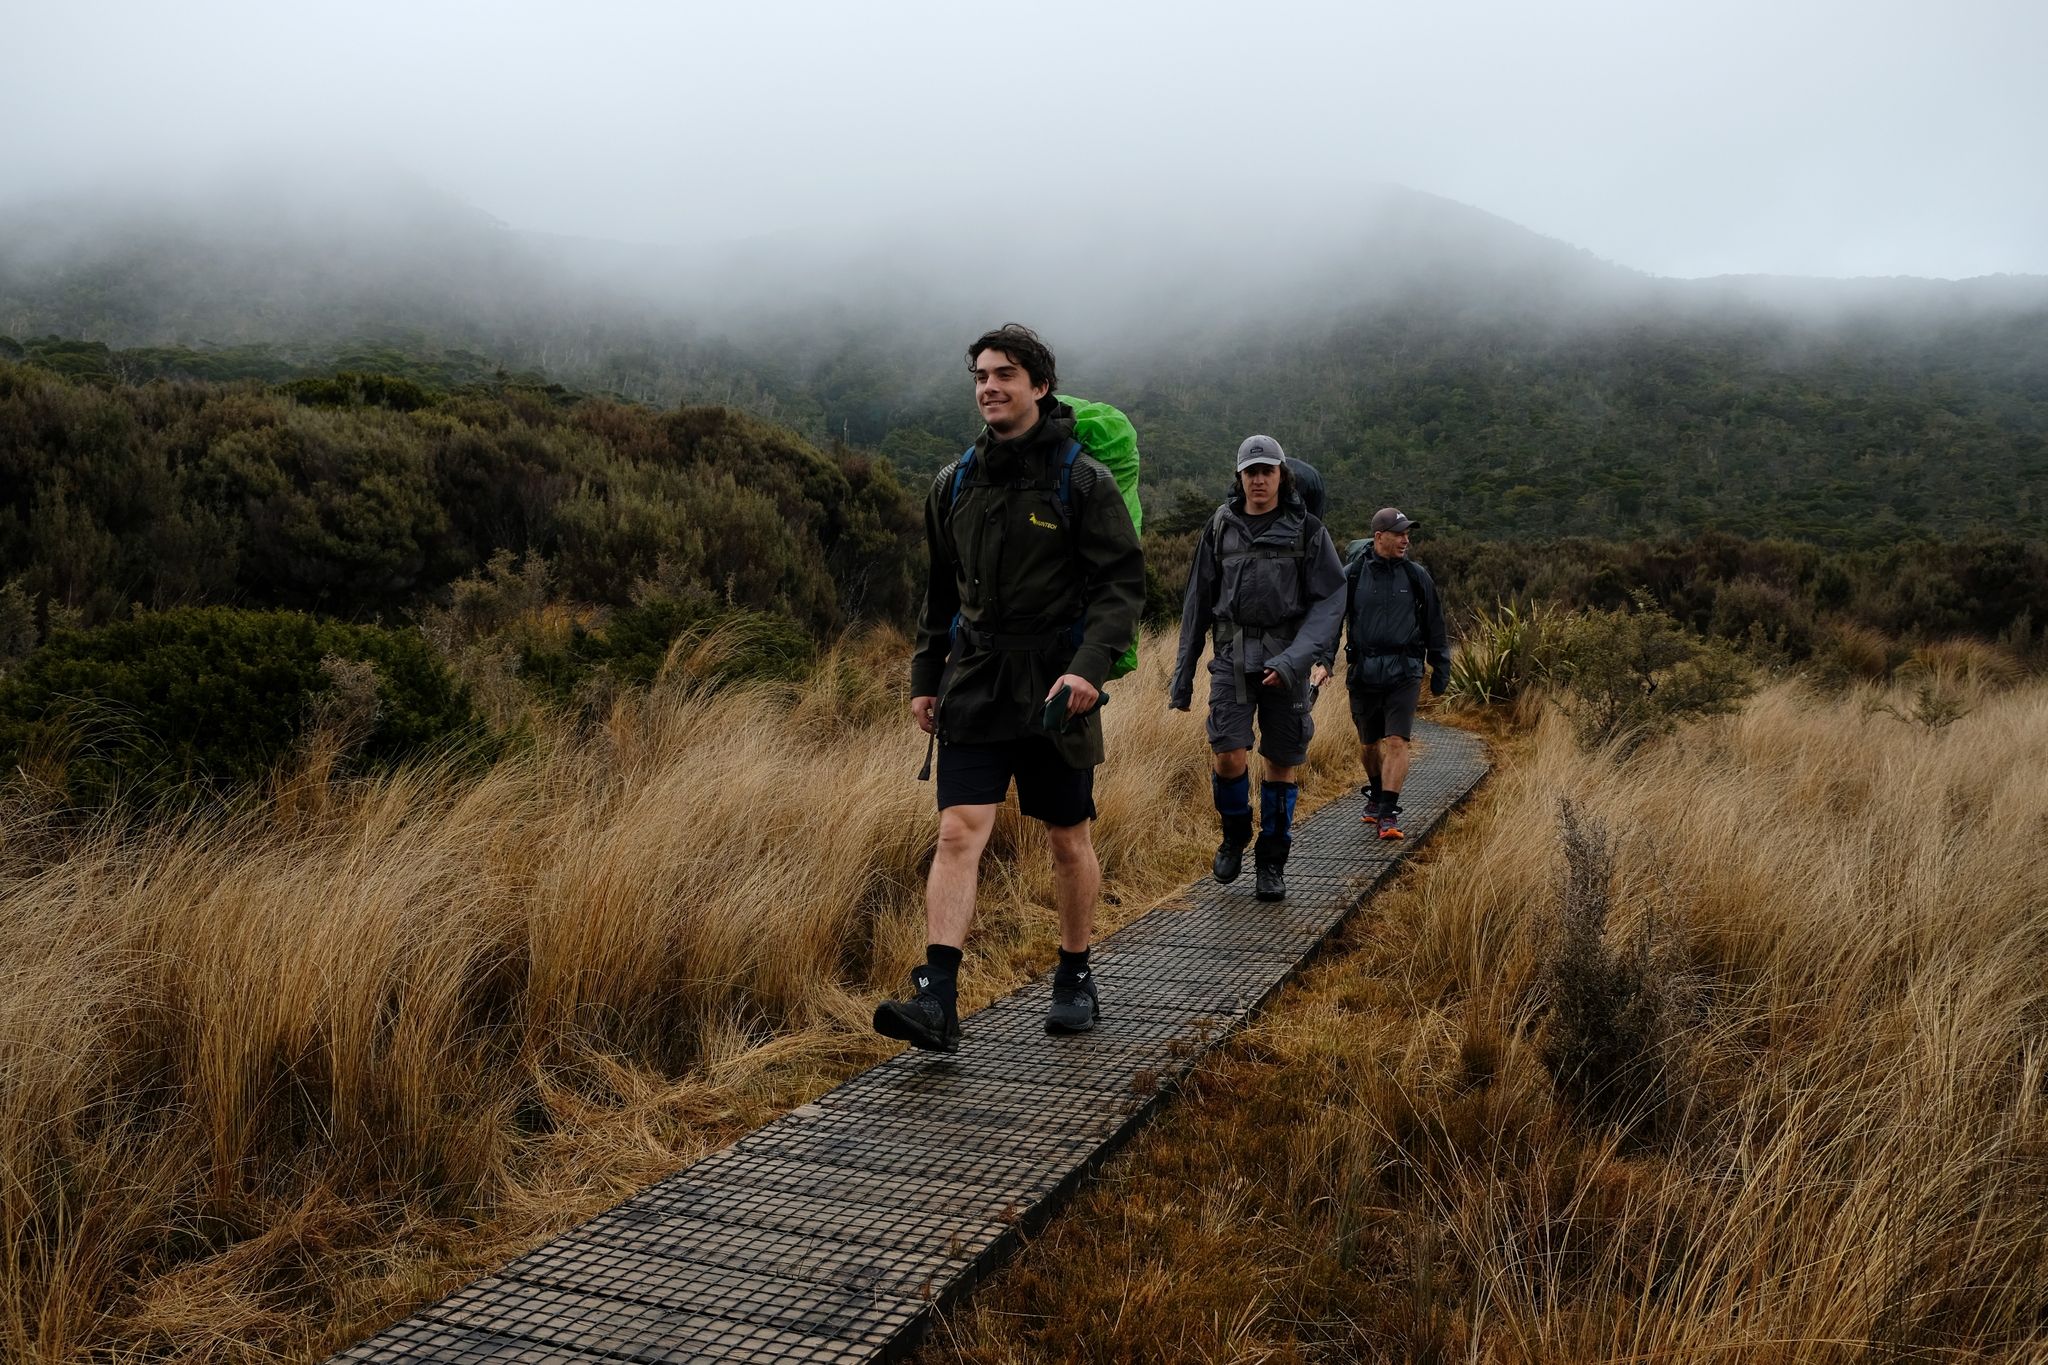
[1236,434,1285,472]
[1371,507,1420,533]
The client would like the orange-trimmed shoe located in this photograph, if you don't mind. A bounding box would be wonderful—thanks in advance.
[1360,793,1383,824]
[1376,810,1405,840]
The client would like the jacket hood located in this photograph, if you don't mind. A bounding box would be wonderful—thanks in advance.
[1226,479,1307,519]
[978,397,1074,477]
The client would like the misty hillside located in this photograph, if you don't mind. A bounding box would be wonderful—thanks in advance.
[0,180,1649,343]
[3,176,2044,544]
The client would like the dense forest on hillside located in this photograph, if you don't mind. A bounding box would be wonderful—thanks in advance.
[1102,307,2048,544]
[0,348,923,631]
[7,296,2043,553]
[4,347,2041,657]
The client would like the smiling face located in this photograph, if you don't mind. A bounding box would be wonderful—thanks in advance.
[1373,527,1411,559]
[971,346,1050,439]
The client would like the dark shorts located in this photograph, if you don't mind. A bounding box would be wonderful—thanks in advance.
[1349,677,1422,744]
[936,737,1097,827]
[1205,659,1314,764]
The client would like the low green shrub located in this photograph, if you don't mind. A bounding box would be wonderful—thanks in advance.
[1707,574,1817,660]
[280,370,438,412]
[0,580,37,675]
[0,607,490,809]
[1545,596,1752,752]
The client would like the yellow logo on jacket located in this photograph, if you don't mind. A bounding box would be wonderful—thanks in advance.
[1028,511,1059,530]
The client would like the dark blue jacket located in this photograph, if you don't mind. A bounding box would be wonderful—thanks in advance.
[1340,547,1451,692]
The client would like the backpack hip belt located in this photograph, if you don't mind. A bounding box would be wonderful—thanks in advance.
[959,622,1074,652]
[1214,620,1303,703]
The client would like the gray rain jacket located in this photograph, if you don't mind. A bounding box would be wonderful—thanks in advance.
[1168,486,1346,709]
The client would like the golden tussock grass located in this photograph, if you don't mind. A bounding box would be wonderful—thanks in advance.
[0,626,1357,1361]
[927,677,2048,1363]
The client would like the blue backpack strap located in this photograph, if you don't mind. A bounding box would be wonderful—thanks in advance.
[944,446,977,649]
[948,445,976,511]
[1055,439,1083,521]
[1053,438,1086,647]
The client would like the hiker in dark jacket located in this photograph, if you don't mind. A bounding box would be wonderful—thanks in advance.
[876,324,1145,1053]
[1169,434,1345,902]
[1340,507,1451,840]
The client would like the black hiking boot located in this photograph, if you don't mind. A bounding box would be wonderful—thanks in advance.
[873,968,961,1053]
[1044,967,1101,1035]
[1213,812,1254,883]
[1253,834,1289,902]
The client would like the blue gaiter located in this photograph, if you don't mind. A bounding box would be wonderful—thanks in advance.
[1260,780,1299,848]
[1212,771,1252,817]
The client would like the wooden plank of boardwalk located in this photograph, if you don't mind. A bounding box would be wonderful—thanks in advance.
[332,719,1488,1365]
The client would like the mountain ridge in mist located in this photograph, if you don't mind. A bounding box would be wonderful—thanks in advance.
[6,171,2041,358]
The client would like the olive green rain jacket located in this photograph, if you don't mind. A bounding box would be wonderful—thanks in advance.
[909,399,1146,768]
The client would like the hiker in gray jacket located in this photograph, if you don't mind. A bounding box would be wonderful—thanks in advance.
[1169,435,1346,902]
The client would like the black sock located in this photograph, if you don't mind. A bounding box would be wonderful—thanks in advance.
[919,944,963,1000]
[1056,947,1091,982]
[1380,789,1400,813]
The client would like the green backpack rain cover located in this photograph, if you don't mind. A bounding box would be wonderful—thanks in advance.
[1056,394,1143,679]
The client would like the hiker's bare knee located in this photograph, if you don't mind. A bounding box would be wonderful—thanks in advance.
[1213,748,1249,780]
[935,805,996,864]
[1045,820,1096,869]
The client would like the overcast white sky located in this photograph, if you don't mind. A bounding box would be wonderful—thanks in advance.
[4,0,2043,279]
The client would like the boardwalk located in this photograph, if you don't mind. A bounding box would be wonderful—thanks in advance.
[334,720,1488,1364]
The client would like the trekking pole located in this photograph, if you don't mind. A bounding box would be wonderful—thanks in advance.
[917,727,936,781]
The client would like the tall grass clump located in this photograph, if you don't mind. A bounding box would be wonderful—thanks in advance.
[931,675,2048,1363]
[0,625,1344,1361]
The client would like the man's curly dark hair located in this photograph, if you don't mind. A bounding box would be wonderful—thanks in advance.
[966,323,1057,393]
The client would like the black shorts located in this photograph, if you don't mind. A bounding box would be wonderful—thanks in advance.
[935,737,1097,827]
[1349,678,1422,744]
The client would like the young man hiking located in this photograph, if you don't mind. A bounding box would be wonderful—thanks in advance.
[1340,508,1450,839]
[1168,435,1345,902]
[875,324,1145,1053]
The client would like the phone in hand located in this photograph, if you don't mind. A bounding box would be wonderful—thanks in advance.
[1037,683,1073,734]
